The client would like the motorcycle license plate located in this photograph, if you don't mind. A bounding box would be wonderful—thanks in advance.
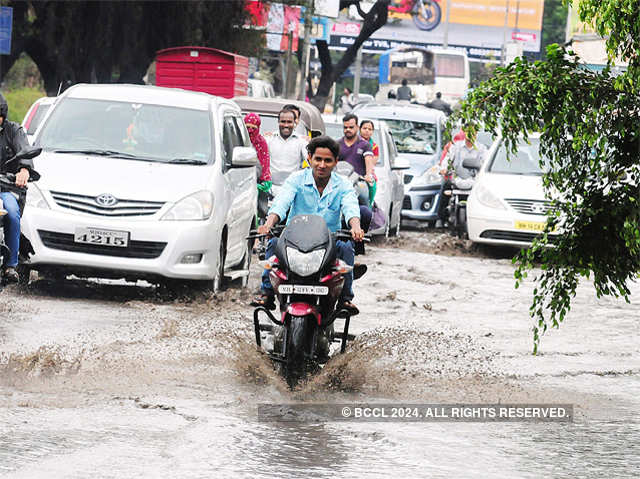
[74,227,129,247]
[279,284,329,295]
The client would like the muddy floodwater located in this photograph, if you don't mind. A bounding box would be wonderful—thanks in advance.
[1,231,639,478]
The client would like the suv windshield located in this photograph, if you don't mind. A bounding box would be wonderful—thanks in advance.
[382,119,437,155]
[489,138,546,175]
[37,98,212,163]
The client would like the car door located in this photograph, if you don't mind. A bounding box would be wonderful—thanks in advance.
[221,110,257,266]
[383,126,404,226]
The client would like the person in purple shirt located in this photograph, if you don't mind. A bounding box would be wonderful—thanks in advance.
[338,113,374,237]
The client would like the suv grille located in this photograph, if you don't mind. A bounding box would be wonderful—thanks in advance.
[505,199,552,216]
[50,191,165,217]
[38,230,166,259]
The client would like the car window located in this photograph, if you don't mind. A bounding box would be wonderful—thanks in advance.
[222,115,243,163]
[37,98,212,163]
[489,138,546,175]
[27,103,51,135]
[232,116,251,147]
[382,119,438,155]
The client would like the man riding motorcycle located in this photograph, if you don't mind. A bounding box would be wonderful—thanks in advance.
[252,135,364,313]
[0,93,35,283]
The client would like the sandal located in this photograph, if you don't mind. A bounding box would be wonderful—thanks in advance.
[337,300,359,315]
[250,293,276,310]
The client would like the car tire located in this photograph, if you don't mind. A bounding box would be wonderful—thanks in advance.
[212,236,226,294]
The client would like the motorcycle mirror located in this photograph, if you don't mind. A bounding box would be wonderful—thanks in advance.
[5,148,42,166]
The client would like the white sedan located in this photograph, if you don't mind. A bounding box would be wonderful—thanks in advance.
[467,135,557,247]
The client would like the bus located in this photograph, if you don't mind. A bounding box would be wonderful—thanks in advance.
[376,47,470,107]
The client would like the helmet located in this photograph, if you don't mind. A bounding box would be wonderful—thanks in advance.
[0,93,7,120]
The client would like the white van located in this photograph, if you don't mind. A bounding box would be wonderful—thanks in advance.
[24,84,257,291]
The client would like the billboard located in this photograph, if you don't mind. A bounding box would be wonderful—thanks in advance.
[330,0,545,60]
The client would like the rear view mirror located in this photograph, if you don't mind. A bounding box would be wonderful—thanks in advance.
[391,157,410,170]
[231,146,257,167]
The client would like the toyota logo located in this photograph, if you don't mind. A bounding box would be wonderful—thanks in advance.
[531,203,545,214]
[95,193,118,207]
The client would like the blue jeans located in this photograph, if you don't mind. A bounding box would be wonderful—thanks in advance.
[0,192,20,267]
[261,237,355,302]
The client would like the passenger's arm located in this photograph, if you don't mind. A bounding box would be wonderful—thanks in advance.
[268,173,298,225]
[341,185,363,241]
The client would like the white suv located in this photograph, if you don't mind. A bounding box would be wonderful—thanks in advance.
[24,84,257,290]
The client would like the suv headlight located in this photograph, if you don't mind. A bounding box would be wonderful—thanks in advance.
[286,247,325,277]
[25,184,50,209]
[411,165,441,187]
[475,183,506,210]
[161,191,214,221]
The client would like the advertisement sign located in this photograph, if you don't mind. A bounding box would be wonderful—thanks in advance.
[314,0,340,19]
[0,6,13,55]
[266,3,301,51]
[331,0,545,60]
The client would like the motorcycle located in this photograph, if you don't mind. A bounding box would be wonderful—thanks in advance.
[249,214,368,387]
[443,156,482,239]
[389,0,442,32]
[0,148,42,286]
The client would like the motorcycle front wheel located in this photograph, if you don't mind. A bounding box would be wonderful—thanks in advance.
[280,315,315,387]
[412,1,442,31]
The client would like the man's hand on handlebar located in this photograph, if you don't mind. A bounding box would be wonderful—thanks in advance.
[15,168,29,188]
[348,217,364,242]
[257,213,281,236]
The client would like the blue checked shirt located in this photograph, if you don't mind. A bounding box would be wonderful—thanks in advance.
[269,168,360,232]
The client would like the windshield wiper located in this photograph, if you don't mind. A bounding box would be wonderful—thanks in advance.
[165,158,208,165]
[49,149,161,161]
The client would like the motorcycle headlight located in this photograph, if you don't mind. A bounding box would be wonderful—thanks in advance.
[475,183,506,210]
[286,247,325,277]
[25,184,50,209]
[161,191,214,221]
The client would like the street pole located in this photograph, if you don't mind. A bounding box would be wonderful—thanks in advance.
[297,0,313,101]
[442,0,451,49]
[501,0,510,66]
[285,31,293,98]
[353,45,362,102]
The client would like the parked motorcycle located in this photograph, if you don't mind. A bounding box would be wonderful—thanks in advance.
[444,155,482,239]
[249,214,367,387]
[389,0,442,32]
[0,148,42,286]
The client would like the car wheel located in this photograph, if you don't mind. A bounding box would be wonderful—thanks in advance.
[212,236,226,294]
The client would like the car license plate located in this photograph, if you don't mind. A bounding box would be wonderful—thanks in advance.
[278,284,329,295]
[74,227,130,247]
[514,220,547,232]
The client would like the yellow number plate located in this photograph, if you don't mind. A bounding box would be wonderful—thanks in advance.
[514,220,547,232]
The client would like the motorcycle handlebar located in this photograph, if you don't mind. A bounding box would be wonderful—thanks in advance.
[0,173,27,193]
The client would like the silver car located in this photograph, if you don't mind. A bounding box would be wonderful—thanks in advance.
[24,84,258,291]
[322,116,407,236]
[353,103,447,225]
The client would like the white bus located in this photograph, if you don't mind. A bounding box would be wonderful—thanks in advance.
[376,47,470,107]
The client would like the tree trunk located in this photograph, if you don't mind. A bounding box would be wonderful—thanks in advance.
[311,0,389,112]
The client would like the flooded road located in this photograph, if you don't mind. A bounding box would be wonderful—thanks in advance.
[1,231,639,477]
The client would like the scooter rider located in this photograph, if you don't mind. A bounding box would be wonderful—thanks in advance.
[0,93,34,283]
[253,135,364,313]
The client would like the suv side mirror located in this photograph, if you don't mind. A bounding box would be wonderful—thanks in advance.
[231,146,257,167]
[391,157,410,170]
